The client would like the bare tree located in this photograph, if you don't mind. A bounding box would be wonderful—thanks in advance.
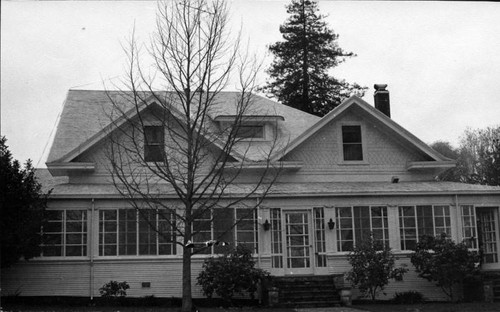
[101,1,282,311]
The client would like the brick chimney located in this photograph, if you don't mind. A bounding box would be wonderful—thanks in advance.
[374,84,390,117]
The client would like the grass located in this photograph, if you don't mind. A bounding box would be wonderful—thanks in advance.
[2,300,500,312]
[353,301,500,312]
[0,305,296,312]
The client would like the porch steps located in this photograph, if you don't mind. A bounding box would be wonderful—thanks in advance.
[483,271,500,301]
[272,275,341,308]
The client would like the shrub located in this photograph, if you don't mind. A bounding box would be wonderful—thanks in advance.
[197,245,270,305]
[99,280,130,298]
[410,234,481,301]
[347,235,408,301]
[393,291,424,304]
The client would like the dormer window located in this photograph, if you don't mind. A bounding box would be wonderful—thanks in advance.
[214,115,284,142]
[144,126,164,162]
[234,125,265,139]
[342,125,363,161]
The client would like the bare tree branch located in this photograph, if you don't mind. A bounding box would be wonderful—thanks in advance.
[97,1,283,311]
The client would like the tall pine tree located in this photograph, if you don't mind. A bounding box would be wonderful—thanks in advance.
[1,136,48,268]
[263,0,366,116]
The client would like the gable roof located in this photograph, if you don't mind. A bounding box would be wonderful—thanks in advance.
[272,95,454,163]
[46,90,320,164]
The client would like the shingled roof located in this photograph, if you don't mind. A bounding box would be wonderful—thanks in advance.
[35,169,500,198]
[46,90,320,163]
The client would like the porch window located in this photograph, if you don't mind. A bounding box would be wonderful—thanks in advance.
[271,208,283,268]
[336,206,388,252]
[98,209,176,256]
[476,207,499,263]
[399,205,451,250]
[461,205,478,249]
[144,126,164,162]
[42,210,87,257]
[192,208,258,254]
[313,207,327,267]
[342,125,363,161]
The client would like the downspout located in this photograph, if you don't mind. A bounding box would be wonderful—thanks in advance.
[256,197,262,305]
[90,198,95,301]
[455,194,460,242]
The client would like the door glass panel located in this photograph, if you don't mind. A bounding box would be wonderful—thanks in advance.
[286,212,311,269]
[478,208,498,264]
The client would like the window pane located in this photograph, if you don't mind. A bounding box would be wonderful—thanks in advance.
[461,205,477,248]
[44,233,62,245]
[417,205,434,237]
[100,210,118,256]
[44,221,62,233]
[342,126,363,161]
[66,245,85,257]
[400,206,417,250]
[235,125,264,139]
[145,145,163,162]
[43,210,63,257]
[270,208,283,268]
[342,126,362,143]
[144,126,164,144]
[43,210,87,257]
[66,222,84,232]
[43,245,62,257]
[343,144,363,161]
[144,126,164,162]
[66,210,85,221]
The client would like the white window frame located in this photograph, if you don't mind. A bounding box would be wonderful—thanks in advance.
[335,206,389,252]
[98,208,176,257]
[41,209,88,258]
[398,205,452,250]
[339,123,368,164]
[192,208,259,255]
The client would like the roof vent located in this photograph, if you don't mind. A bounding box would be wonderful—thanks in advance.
[374,84,390,118]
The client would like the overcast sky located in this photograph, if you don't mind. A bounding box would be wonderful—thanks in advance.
[2,1,500,167]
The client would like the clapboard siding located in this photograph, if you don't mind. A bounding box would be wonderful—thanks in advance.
[92,259,184,297]
[1,255,273,298]
[280,112,428,182]
[1,261,90,296]
[327,254,452,301]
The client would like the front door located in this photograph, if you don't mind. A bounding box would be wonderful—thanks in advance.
[477,207,500,266]
[284,211,313,275]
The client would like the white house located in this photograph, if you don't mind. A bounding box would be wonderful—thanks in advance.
[2,85,500,303]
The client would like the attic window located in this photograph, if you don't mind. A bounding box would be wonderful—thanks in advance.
[144,126,164,162]
[342,125,363,161]
[234,125,264,139]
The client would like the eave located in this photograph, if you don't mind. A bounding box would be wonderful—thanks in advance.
[222,161,303,170]
[214,115,285,122]
[46,162,95,176]
[406,160,456,171]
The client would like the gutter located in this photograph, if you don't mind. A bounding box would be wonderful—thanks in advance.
[46,189,500,199]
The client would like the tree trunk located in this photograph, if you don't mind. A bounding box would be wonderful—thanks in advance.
[181,247,192,312]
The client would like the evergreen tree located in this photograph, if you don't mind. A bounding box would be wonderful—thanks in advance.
[263,0,366,116]
[0,136,48,268]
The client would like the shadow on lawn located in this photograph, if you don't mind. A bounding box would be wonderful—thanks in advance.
[352,301,500,312]
[0,296,296,312]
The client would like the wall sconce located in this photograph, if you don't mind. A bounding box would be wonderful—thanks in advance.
[327,218,335,230]
[263,219,270,231]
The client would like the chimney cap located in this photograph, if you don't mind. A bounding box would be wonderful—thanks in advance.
[374,84,388,91]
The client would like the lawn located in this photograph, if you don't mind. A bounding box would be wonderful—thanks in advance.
[352,302,500,312]
[2,302,500,312]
